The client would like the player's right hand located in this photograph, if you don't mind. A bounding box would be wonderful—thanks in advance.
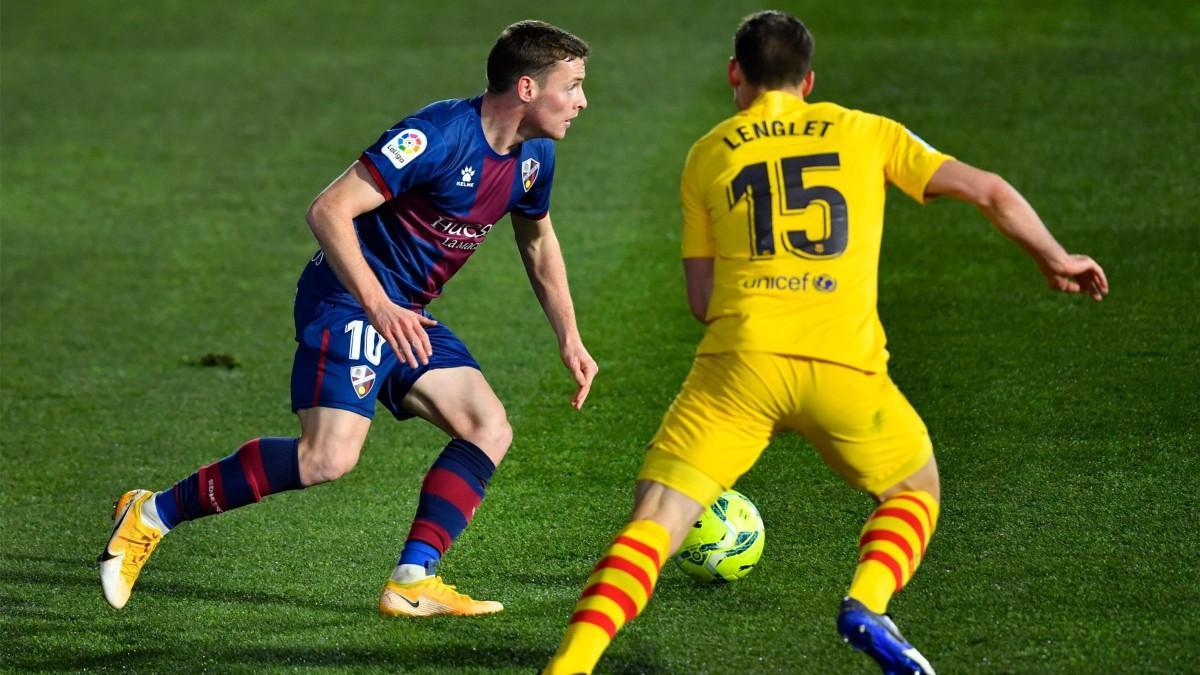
[1041,253,1109,302]
[366,300,438,368]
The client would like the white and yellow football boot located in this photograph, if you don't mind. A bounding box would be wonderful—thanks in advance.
[379,576,503,617]
[98,489,163,609]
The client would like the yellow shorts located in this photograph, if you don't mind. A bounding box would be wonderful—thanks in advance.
[638,352,932,506]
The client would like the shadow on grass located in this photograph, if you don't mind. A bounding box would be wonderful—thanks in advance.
[2,554,670,672]
[496,571,598,588]
[0,553,363,615]
[8,642,664,672]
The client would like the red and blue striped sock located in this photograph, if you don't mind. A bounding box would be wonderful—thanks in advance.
[397,438,495,574]
[153,437,302,530]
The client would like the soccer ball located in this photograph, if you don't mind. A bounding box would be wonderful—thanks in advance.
[673,489,765,583]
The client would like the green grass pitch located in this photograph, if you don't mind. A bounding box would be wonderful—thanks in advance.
[2,1,1198,672]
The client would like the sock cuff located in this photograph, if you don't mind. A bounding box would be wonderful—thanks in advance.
[882,490,940,532]
[256,437,302,492]
[143,493,171,532]
[621,519,671,569]
[397,540,442,575]
[440,438,496,484]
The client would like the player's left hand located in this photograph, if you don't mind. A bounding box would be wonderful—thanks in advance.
[561,341,598,410]
[1042,253,1109,302]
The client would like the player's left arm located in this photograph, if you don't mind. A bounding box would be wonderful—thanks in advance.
[925,159,1109,301]
[511,212,598,410]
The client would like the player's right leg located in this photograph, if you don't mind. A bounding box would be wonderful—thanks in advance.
[99,292,379,609]
[544,352,779,675]
[99,437,304,609]
[98,409,371,610]
[542,481,705,675]
[790,360,940,674]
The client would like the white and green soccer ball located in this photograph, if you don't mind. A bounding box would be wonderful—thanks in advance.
[673,489,765,583]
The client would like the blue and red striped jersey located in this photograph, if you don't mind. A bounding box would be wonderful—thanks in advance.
[298,96,556,308]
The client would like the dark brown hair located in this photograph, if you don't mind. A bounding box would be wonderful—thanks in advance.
[734,10,814,88]
[486,20,589,93]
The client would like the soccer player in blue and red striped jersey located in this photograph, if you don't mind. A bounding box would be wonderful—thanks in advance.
[99,20,597,617]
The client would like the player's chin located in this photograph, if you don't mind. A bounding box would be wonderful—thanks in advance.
[550,121,574,140]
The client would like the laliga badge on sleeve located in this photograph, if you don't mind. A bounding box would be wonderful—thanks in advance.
[383,129,427,170]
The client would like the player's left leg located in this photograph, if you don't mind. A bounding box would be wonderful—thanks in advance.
[377,365,512,617]
[836,455,939,675]
[792,360,939,674]
[848,455,940,616]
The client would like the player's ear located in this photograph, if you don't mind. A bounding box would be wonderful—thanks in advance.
[727,57,741,88]
[516,74,538,103]
[801,70,815,97]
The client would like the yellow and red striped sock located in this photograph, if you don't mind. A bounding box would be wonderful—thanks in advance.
[847,490,940,615]
[544,519,670,675]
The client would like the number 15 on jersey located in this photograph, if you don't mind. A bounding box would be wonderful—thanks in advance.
[728,152,849,261]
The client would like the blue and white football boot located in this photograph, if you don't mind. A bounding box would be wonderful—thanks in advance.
[837,597,935,675]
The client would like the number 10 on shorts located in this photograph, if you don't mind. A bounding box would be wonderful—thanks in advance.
[345,320,385,366]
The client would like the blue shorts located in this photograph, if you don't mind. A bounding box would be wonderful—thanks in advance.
[290,290,480,420]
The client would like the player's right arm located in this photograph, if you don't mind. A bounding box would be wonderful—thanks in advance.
[682,258,714,324]
[305,161,436,367]
[925,160,1109,301]
[680,144,716,324]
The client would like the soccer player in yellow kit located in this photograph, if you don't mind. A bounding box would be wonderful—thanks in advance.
[544,10,1108,675]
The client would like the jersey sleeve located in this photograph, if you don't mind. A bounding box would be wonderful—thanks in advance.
[358,118,448,201]
[680,144,715,258]
[881,118,954,205]
[511,143,555,219]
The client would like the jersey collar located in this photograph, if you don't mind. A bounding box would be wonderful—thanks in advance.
[470,95,519,160]
[748,90,808,116]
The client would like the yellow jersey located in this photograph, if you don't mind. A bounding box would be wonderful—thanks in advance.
[681,90,952,372]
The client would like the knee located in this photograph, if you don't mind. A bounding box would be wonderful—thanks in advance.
[631,481,707,554]
[910,458,940,502]
[881,455,940,503]
[298,436,362,485]
[901,475,940,504]
[461,411,512,464]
